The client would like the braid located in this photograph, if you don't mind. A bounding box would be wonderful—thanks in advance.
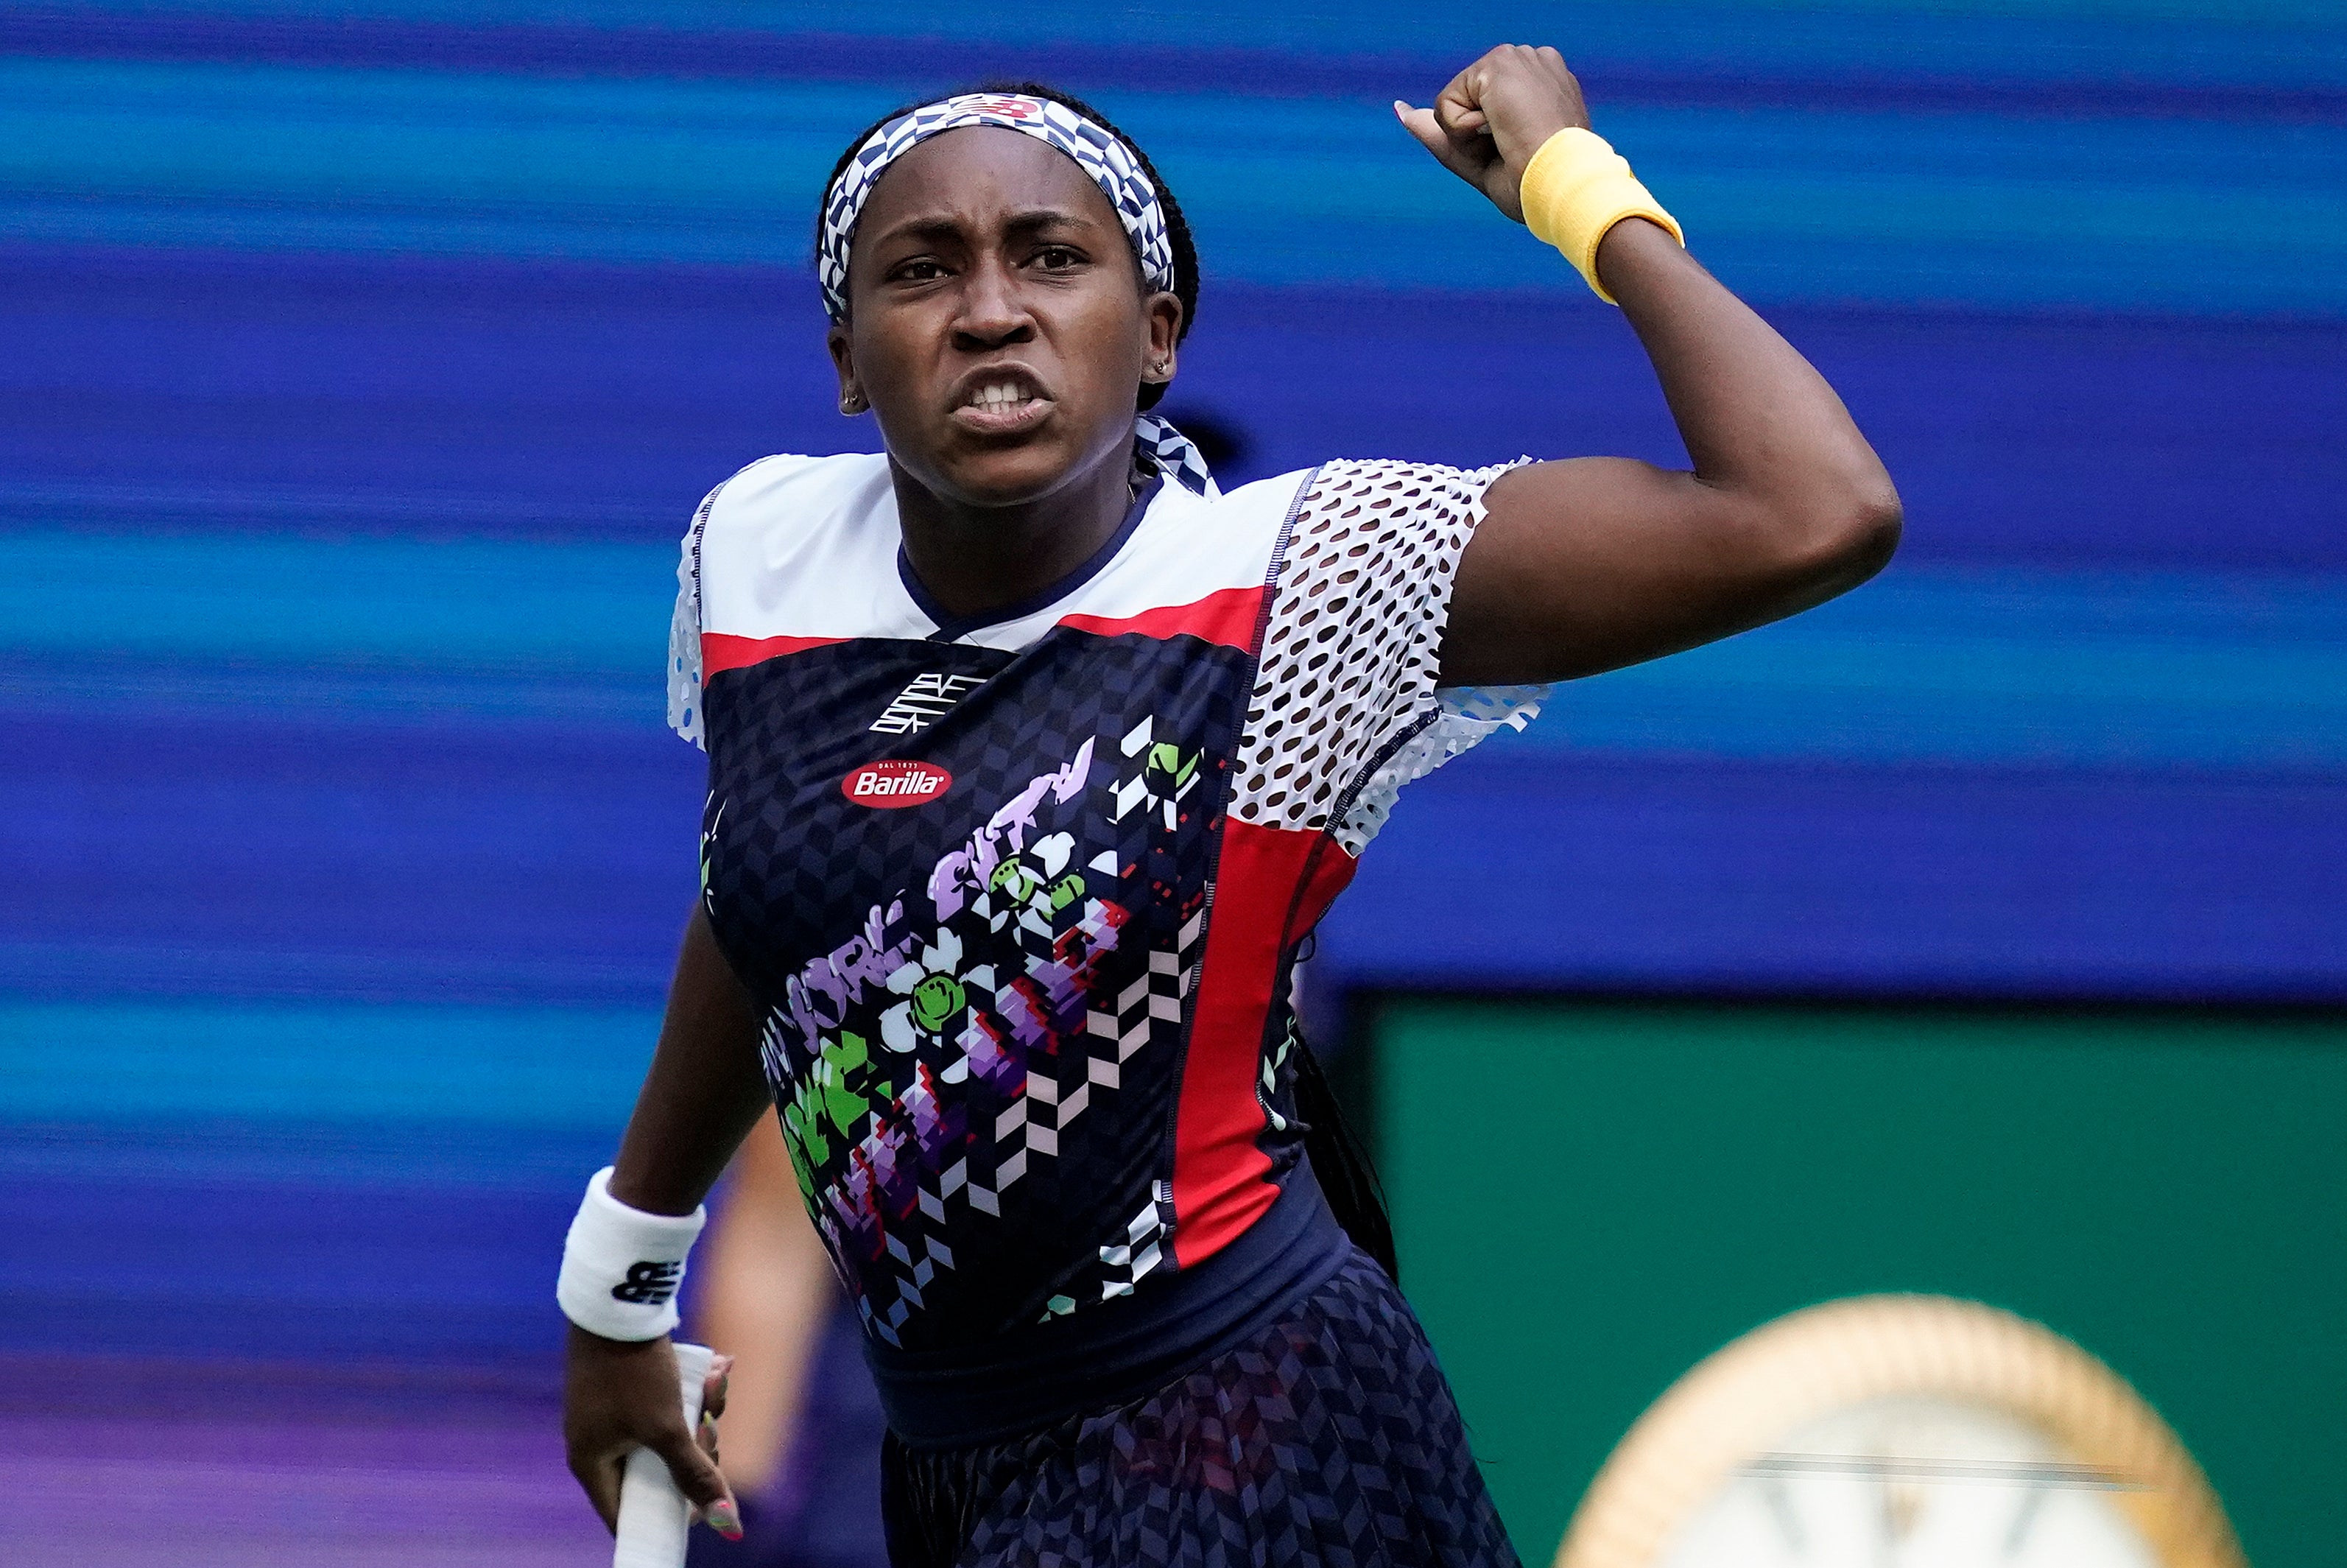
[814,83,1200,411]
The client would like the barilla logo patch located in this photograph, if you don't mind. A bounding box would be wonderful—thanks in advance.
[842,759,952,808]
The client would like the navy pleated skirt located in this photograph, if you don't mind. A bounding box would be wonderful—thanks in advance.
[877,1246,1522,1568]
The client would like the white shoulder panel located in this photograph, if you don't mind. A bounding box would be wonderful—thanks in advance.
[696,452,927,642]
[669,451,913,746]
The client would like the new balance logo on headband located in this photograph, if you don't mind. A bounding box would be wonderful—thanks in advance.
[961,96,1041,121]
[610,1259,683,1306]
[817,91,1172,325]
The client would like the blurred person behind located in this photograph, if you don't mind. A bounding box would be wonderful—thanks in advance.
[687,1118,890,1568]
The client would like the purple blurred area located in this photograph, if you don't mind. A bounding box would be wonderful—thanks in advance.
[0,1357,601,1565]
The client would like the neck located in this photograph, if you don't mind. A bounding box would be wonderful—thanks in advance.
[892,441,1139,624]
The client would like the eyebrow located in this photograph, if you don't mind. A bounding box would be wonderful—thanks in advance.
[866,207,1105,250]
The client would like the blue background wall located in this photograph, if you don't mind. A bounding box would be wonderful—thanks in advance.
[1,0,2342,1471]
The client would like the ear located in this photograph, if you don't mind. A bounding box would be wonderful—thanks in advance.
[1140,291,1183,388]
[827,322,865,415]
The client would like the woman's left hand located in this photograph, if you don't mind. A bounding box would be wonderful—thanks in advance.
[1395,44,1589,223]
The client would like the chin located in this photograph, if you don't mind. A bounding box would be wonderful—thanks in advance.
[937,440,1085,508]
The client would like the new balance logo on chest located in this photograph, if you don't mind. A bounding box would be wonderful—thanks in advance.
[871,672,985,734]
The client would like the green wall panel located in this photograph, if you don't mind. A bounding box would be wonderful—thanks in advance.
[1373,999,2347,1567]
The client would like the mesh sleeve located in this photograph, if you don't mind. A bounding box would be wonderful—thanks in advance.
[666,482,723,750]
[1229,459,1549,857]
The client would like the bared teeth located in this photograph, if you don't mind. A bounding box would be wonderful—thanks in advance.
[968,382,1035,410]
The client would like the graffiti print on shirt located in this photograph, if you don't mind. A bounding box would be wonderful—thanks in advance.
[748,728,1213,1346]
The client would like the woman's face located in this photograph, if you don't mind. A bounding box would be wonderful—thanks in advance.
[831,127,1183,510]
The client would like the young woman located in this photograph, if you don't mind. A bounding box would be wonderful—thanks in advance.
[559,45,1899,1568]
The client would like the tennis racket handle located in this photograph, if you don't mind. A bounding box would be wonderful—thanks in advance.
[613,1340,717,1568]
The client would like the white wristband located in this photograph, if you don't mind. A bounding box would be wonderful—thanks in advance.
[557,1167,708,1342]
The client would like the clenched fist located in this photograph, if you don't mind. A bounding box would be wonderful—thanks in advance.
[1396,44,1591,223]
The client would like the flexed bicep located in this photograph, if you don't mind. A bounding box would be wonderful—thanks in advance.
[1438,217,1900,686]
[1443,444,1895,686]
[1405,49,1899,688]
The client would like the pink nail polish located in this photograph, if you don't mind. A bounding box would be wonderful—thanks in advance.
[707,1498,742,1540]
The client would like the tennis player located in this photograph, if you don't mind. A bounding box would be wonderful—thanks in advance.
[559,46,1899,1567]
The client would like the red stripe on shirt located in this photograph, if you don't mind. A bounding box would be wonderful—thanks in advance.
[702,632,846,675]
[1057,586,1267,653]
[1171,818,1359,1268]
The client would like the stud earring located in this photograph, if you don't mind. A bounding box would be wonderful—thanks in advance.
[840,390,864,415]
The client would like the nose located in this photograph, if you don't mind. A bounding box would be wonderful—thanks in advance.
[951,253,1035,351]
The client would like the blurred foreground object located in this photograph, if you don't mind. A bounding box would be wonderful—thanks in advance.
[1558,1293,2242,1568]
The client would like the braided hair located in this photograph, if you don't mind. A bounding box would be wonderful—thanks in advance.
[816,83,1200,412]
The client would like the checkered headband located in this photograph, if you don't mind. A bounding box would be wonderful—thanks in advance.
[817,92,1176,324]
[817,92,1211,497]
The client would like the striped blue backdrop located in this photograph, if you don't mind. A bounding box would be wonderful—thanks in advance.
[3,1,2344,1366]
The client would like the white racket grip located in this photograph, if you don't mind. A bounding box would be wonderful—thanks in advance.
[613,1340,717,1568]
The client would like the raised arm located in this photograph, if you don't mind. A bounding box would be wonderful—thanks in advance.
[1398,46,1902,687]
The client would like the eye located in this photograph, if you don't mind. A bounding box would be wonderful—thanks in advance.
[889,259,947,283]
[1034,245,1083,271]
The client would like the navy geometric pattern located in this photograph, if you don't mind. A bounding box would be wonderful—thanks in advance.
[700,627,1275,1349]
[879,1246,1523,1568]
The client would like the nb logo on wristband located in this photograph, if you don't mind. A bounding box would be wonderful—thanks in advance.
[610,1259,683,1306]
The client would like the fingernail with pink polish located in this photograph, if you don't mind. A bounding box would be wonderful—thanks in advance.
[707,1498,742,1539]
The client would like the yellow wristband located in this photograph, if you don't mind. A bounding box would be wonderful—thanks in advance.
[1518,127,1683,305]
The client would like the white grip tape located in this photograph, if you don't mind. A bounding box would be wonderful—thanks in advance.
[557,1167,708,1342]
[613,1340,715,1568]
